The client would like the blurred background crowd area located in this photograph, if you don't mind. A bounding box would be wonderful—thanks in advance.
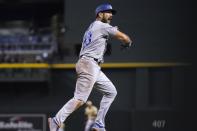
[0,0,65,63]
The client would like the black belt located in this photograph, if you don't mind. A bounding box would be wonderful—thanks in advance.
[93,58,99,63]
[81,55,101,64]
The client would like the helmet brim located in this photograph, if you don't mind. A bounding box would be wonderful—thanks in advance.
[101,9,117,15]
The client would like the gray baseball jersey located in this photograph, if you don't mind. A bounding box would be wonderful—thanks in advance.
[79,20,118,63]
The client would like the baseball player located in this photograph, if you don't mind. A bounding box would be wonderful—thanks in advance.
[48,3,132,131]
[84,100,98,131]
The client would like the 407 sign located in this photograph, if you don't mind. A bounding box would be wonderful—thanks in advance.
[152,120,166,128]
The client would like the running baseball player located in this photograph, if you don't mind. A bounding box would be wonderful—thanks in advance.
[48,3,132,131]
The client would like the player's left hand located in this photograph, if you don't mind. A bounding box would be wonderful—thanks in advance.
[120,42,131,51]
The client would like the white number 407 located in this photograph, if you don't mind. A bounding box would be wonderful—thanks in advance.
[152,120,166,128]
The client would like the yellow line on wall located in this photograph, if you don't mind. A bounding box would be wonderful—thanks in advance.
[0,62,190,69]
[0,63,49,68]
[100,62,189,68]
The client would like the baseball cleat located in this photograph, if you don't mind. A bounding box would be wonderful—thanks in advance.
[48,117,59,131]
[91,122,106,131]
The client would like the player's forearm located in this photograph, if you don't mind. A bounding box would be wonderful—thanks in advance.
[115,31,132,46]
[122,35,132,46]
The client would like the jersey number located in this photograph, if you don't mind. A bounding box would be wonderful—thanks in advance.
[83,31,92,48]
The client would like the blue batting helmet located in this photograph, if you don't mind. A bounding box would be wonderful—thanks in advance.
[95,3,117,16]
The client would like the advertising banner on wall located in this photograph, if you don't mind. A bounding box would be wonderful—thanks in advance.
[0,114,46,131]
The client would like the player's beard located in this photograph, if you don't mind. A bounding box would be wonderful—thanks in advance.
[102,16,112,24]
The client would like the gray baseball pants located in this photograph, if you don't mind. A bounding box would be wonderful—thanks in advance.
[54,56,117,127]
